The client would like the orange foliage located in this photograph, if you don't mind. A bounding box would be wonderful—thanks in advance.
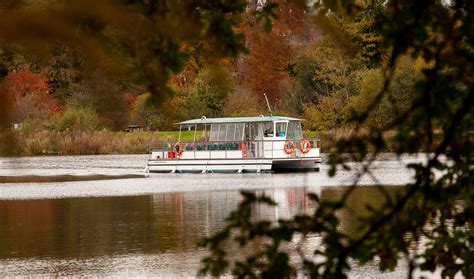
[3,68,49,98]
[237,0,310,104]
[168,1,316,116]
[123,92,138,107]
[2,68,63,119]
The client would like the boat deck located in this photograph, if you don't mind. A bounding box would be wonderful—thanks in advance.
[147,139,321,173]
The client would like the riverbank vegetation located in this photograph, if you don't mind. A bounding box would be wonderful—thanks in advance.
[5,129,199,156]
[4,127,352,156]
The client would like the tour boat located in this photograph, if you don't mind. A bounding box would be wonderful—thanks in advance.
[147,115,321,173]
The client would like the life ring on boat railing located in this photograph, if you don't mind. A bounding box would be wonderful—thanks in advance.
[299,140,311,154]
[284,141,296,155]
[173,143,183,156]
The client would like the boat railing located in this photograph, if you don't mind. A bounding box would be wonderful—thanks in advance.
[149,139,320,160]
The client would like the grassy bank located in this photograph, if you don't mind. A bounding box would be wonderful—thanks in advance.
[3,130,178,156]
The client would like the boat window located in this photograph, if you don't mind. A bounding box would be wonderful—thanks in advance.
[194,124,207,142]
[210,124,219,141]
[263,121,274,137]
[275,122,288,137]
[218,124,227,141]
[244,123,250,140]
[287,121,303,140]
[249,123,259,140]
[181,124,193,131]
[203,124,210,141]
[179,124,192,141]
[226,123,235,141]
[235,123,244,141]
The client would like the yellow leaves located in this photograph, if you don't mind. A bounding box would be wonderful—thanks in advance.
[349,67,383,116]
[303,92,350,131]
[413,55,435,72]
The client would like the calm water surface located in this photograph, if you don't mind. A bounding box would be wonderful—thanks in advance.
[0,154,440,277]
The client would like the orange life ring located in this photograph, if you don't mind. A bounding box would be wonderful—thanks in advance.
[173,143,183,156]
[284,141,296,155]
[299,140,311,154]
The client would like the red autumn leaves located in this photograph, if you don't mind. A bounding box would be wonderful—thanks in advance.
[2,68,62,122]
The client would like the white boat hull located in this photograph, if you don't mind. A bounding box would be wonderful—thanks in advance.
[271,157,321,172]
[147,157,321,173]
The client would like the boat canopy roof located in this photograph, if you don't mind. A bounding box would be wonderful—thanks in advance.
[178,116,301,125]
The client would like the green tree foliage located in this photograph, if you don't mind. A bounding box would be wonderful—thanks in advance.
[66,69,128,130]
[224,86,262,117]
[283,36,352,116]
[336,0,386,68]
[200,0,474,278]
[303,55,422,131]
[280,1,398,130]
[54,107,101,133]
[127,92,162,130]
[349,56,422,129]
[303,90,349,130]
[44,46,84,104]
[187,65,234,118]
[0,44,29,78]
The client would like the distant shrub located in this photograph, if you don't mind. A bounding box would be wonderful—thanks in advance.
[20,118,47,134]
[55,107,101,132]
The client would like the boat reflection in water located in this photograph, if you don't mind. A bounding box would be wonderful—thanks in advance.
[0,185,404,276]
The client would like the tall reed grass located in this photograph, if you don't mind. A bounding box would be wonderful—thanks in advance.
[5,130,175,156]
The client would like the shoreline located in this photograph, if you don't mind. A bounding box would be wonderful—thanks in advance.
[1,129,439,157]
[0,129,343,157]
[0,174,145,183]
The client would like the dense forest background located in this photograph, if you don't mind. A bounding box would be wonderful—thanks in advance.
[0,0,420,132]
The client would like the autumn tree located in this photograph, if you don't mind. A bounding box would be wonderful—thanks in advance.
[2,68,60,123]
[127,92,162,130]
[348,56,423,129]
[44,46,84,104]
[187,65,234,118]
[236,0,312,105]
[334,0,386,68]
[283,34,353,117]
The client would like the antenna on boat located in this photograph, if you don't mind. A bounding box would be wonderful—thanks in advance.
[263,93,273,117]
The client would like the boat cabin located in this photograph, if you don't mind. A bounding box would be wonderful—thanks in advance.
[177,116,304,143]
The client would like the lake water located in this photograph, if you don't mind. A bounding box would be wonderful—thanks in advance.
[0,154,441,277]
